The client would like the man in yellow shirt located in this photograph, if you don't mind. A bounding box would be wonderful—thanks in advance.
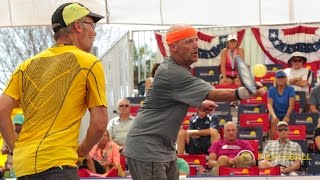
[0,2,108,179]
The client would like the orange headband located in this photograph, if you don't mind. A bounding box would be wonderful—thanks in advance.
[166,27,197,45]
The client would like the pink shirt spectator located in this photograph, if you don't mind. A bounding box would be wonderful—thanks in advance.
[208,139,254,159]
[89,141,120,166]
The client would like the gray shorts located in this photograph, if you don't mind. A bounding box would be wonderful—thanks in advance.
[127,157,179,180]
[17,166,79,180]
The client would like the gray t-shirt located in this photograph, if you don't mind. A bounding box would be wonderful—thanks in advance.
[124,57,213,162]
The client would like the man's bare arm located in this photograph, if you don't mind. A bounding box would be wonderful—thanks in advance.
[0,94,18,151]
[77,106,108,157]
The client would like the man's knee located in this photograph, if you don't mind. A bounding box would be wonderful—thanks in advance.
[216,155,230,166]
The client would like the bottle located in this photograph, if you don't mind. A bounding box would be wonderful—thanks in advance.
[6,155,15,178]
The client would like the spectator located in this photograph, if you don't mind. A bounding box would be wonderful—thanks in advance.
[176,108,220,155]
[89,130,120,173]
[314,123,320,154]
[267,70,295,140]
[145,63,161,95]
[219,34,245,86]
[207,121,255,175]
[124,24,265,180]
[308,84,320,113]
[259,121,302,176]
[0,2,108,179]
[177,157,190,175]
[107,98,134,150]
[284,52,312,96]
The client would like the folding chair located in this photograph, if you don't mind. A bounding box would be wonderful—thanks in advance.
[214,84,239,89]
[292,139,308,174]
[237,127,263,149]
[255,71,275,83]
[247,139,259,160]
[182,115,194,125]
[215,102,231,115]
[259,166,280,176]
[261,81,273,91]
[307,154,320,175]
[238,104,267,114]
[290,112,319,132]
[194,66,220,85]
[238,104,267,123]
[178,154,207,176]
[239,113,269,133]
[240,93,267,105]
[265,64,283,72]
[126,96,145,105]
[177,154,207,167]
[295,91,307,112]
[219,166,259,176]
[130,105,141,116]
[216,114,233,129]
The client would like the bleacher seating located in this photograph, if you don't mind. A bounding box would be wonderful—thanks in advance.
[307,154,320,175]
[239,113,269,133]
[259,166,281,176]
[130,105,141,116]
[240,93,267,105]
[126,96,145,105]
[178,154,207,176]
[238,127,263,148]
[290,112,319,133]
[265,64,283,72]
[194,66,220,85]
[219,166,259,176]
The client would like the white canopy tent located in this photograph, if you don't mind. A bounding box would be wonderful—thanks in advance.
[1,0,320,27]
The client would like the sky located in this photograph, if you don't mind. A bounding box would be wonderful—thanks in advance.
[1,0,320,27]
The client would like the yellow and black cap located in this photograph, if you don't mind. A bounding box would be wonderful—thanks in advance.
[51,2,104,33]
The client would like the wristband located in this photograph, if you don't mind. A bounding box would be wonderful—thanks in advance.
[187,130,199,133]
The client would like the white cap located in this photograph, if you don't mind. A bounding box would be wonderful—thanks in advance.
[227,34,238,41]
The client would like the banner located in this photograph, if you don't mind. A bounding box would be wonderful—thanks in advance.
[251,25,320,72]
[155,29,245,67]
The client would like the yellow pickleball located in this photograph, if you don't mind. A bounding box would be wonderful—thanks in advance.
[253,64,267,78]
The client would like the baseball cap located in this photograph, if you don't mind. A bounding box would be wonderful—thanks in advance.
[51,2,104,33]
[13,114,24,125]
[287,52,307,65]
[275,70,286,78]
[277,121,288,127]
[227,34,238,41]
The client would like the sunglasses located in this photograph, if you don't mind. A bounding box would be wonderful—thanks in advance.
[277,128,288,132]
[292,59,303,63]
[119,104,129,108]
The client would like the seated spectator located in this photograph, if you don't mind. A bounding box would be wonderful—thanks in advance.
[284,52,312,97]
[145,63,160,95]
[89,130,120,173]
[267,70,295,140]
[314,122,320,154]
[107,98,134,151]
[176,109,220,155]
[219,34,245,86]
[259,121,302,175]
[177,157,190,175]
[207,122,255,175]
[308,84,320,113]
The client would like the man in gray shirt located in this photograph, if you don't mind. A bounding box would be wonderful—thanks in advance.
[124,24,265,180]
